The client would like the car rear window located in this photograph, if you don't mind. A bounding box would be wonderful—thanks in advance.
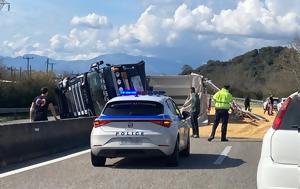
[281,96,300,130]
[103,101,164,116]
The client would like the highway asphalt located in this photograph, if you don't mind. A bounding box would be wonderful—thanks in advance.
[0,138,262,189]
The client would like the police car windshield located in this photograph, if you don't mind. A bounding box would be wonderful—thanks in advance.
[103,101,163,116]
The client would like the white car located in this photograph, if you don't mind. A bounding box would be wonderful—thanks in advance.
[257,92,300,189]
[276,98,287,111]
[263,97,280,112]
[90,92,191,167]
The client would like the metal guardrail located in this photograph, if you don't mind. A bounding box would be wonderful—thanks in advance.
[233,97,263,105]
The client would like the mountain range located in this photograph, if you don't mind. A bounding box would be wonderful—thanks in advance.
[3,47,300,99]
[183,46,300,99]
[0,53,182,75]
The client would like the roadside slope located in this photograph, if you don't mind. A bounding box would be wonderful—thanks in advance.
[186,46,300,99]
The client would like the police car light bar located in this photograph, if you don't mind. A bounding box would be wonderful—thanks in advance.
[148,91,166,96]
[120,90,138,96]
[119,90,165,96]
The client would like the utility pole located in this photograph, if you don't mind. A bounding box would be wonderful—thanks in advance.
[30,65,32,77]
[13,67,16,79]
[0,0,10,11]
[23,56,34,77]
[46,58,49,73]
[48,62,55,73]
[46,58,55,73]
[10,67,17,80]
[7,66,13,79]
[10,66,13,78]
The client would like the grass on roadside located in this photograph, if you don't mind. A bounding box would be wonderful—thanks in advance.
[0,113,29,123]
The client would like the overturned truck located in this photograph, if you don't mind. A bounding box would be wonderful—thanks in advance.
[147,74,208,125]
[55,61,208,124]
[55,61,147,119]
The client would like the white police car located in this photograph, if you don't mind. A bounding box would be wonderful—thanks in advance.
[90,91,191,167]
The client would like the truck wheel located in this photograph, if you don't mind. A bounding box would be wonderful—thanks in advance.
[91,152,106,167]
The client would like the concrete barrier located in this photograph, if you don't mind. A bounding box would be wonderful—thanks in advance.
[233,97,263,105]
[0,117,95,167]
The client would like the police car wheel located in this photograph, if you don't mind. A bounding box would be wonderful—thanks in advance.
[167,137,179,167]
[181,135,190,157]
[91,153,106,167]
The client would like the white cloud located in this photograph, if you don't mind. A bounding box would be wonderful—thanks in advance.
[265,0,300,16]
[50,34,68,51]
[116,6,167,47]
[212,0,300,38]
[211,37,241,51]
[32,43,40,48]
[4,0,300,66]
[0,36,50,57]
[70,13,110,28]
[166,32,178,45]
[49,28,111,60]
[172,4,214,31]
[3,36,30,51]
[45,0,300,63]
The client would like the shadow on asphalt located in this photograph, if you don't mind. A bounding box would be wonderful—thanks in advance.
[206,138,262,142]
[109,153,245,170]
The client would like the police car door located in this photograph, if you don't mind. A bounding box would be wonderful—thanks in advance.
[172,100,188,150]
[166,99,185,150]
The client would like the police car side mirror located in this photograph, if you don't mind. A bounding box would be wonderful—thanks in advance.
[182,111,190,119]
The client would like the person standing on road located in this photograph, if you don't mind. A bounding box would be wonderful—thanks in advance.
[30,87,59,122]
[208,85,233,142]
[244,96,251,111]
[269,95,274,115]
[190,87,200,138]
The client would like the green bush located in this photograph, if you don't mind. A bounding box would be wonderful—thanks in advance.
[0,72,56,108]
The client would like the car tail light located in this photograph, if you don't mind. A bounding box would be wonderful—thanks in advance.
[151,120,172,127]
[93,120,111,128]
[272,97,292,130]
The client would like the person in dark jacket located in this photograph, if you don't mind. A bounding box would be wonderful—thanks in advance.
[30,87,59,122]
[269,95,274,115]
[190,87,200,138]
[244,96,251,111]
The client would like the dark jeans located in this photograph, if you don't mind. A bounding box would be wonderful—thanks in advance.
[191,111,200,136]
[210,109,229,140]
[33,113,48,121]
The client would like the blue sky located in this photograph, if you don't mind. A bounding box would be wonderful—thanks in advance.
[1,0,300,68]
[0,0,144,42]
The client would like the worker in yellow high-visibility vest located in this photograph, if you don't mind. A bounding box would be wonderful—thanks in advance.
[208,85,233,142]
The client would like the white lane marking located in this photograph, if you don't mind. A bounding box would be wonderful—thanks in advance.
[213,146,232,165]
[0,149,90,178]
